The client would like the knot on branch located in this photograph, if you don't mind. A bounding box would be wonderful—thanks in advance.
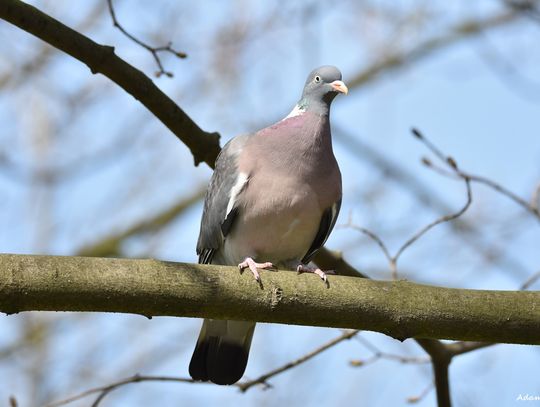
[270,286,283,309]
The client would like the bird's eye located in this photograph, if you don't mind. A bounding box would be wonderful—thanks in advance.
[314,75,321,83]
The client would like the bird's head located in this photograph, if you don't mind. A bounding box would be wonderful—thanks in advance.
[301,66,348,107]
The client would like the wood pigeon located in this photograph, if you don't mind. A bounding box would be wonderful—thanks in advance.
[189,65,347,385]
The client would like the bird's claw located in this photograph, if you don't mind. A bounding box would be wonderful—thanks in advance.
[238,258,275,282]
[296,264,335,283]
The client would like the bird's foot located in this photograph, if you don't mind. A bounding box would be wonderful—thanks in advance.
[238,257,275,282]
[296,264,335,283]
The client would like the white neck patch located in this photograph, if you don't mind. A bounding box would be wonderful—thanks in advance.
[284,104,306,119]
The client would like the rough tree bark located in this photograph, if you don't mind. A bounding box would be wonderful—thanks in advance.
[1,253,539,345]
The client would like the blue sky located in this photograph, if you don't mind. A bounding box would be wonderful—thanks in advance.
[0,1,539,406]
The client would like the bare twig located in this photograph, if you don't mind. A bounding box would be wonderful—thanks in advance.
[411,128,456,167]
[48,330,358,405]
[407,382,434,404]
[393,179,472,271]
[391,129,474,268]
[44,375,195,407]
[311,249,493,407]
[532,183,540,211]
[520,270,540,290]
[107,0,187,77]
[422,164,540,221]
[339,223,392,265]
[0,0,221,167]
[335,126,531,279]
[352,335,431,365]
[415,129,540,222]
[237,330,359,392]
[465,173,540,221]
[342,130,473,280]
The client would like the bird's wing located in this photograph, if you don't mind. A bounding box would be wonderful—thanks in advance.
[193,134,256,385]
[196,134,251,264]
[302,198,342,264]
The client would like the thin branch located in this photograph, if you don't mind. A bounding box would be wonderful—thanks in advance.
[309,249,455,407]
[337,222,393,266]
[237,330,359,392]
[520,269,540,290]
[415,339,451,407]
[106,0,187,78]
[464,173,540,221]
[335,126,531,279]
[342,125,502,406]
[0,0,220,167]
[48,331,359,404]
[44,374,195,407]
[407,382,434,404]
[532,182,540,211]
[393,179,472,269]
[414,129,540,222]
[352,335,431,365]
[343,159,472,280]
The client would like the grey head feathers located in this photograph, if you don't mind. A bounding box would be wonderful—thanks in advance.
[297,65,348,115]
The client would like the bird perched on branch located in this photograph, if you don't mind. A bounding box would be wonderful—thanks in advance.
[189,65,347,385]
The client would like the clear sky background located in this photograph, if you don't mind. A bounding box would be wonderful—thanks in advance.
[0,1,539,406]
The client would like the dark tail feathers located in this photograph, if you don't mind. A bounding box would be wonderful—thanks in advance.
[189,320,255,385]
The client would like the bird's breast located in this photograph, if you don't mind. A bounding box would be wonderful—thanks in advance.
[222,169,339,267]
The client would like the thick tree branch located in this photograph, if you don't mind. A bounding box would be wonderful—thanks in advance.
[1,253,539,345]
[0,0,220,167]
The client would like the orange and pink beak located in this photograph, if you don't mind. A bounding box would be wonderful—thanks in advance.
[331,80,348,95]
